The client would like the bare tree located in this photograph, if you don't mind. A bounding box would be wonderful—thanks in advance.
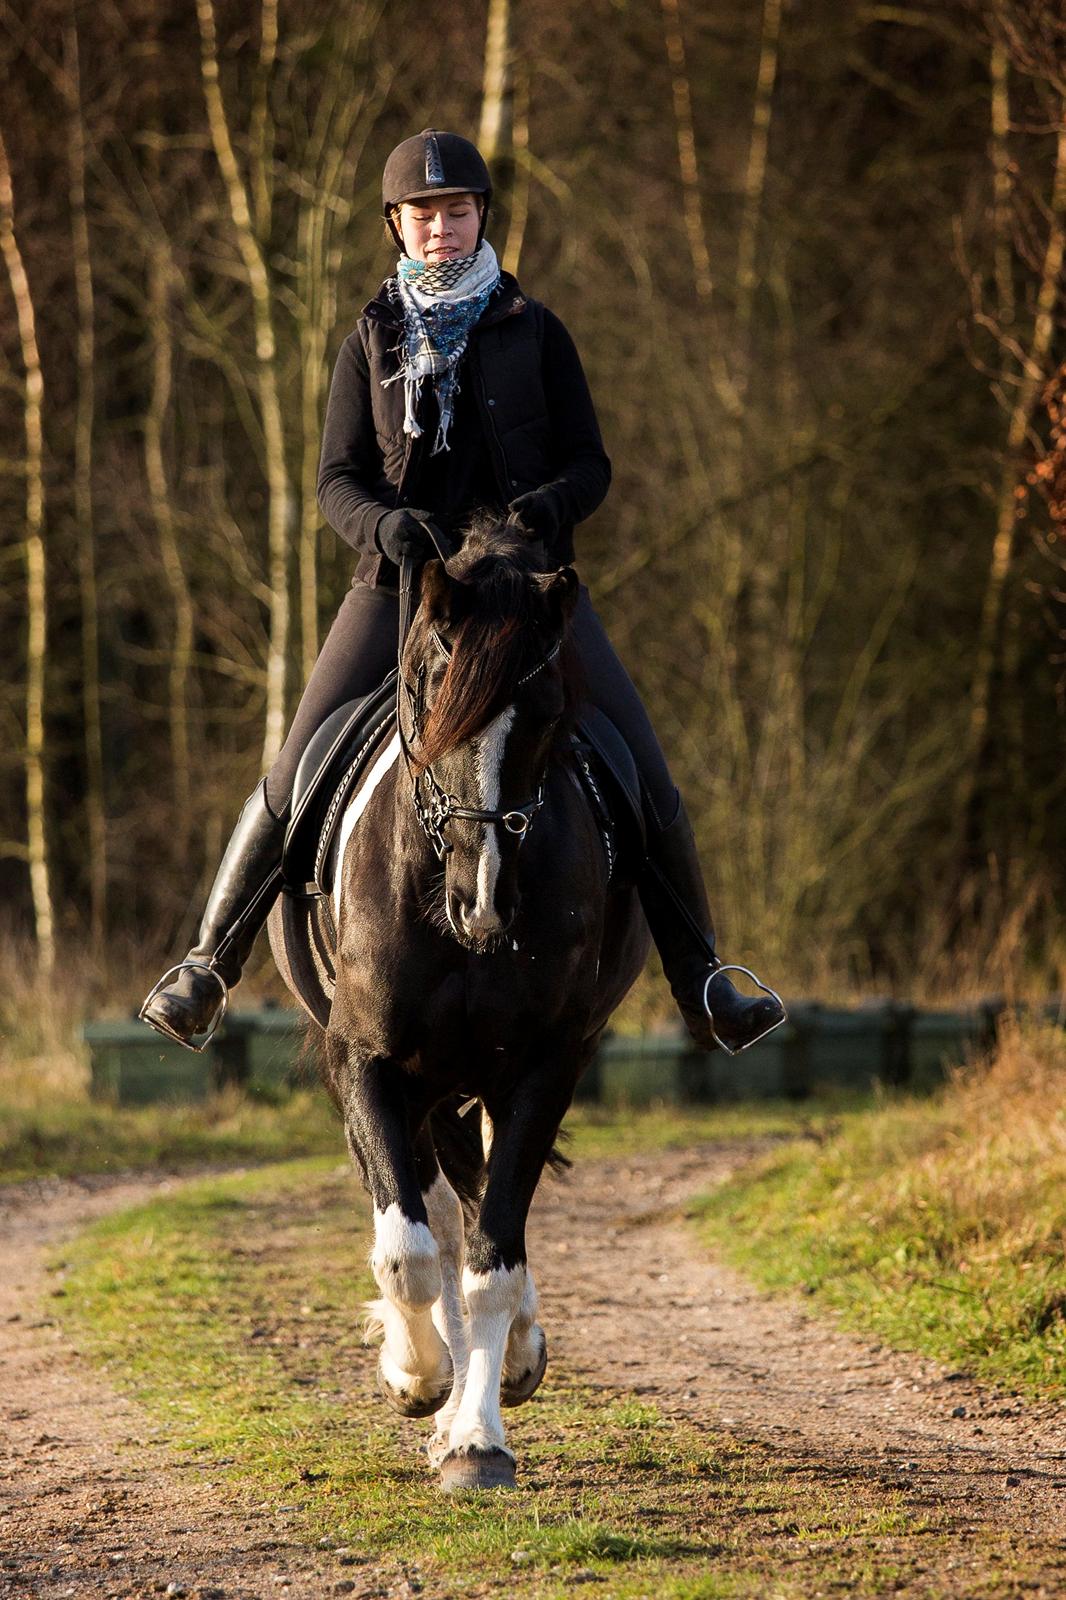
[196,0,293,773]
[961,6,1066,834]
[64,15,107,945]
[0,126,55,976]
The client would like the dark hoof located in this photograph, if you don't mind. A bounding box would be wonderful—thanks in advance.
[501,1329,547,1407]
[376,1359,452,1419]
[439,1445,516,1494]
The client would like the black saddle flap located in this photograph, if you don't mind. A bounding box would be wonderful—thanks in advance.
[283,670,398,891]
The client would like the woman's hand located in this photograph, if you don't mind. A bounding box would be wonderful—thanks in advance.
[375,507,438,564]
[508,487,563,542]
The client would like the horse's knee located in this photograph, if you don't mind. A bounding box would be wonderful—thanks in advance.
[371,1203,442,1307]
[462,1261,527,1325]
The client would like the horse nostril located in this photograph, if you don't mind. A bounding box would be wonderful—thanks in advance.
[456,897,507,941]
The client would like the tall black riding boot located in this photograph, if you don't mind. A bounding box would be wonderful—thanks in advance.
[640,797,785,1054]
[140,780,288,1049]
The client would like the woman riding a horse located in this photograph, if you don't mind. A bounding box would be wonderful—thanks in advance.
[141,127,784,1061]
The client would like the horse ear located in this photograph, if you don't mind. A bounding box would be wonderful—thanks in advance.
[532,565,579,623]
[420,558,451,621]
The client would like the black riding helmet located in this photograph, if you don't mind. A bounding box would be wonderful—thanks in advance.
[382,129,492,252]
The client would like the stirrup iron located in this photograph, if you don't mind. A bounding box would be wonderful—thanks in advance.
[139,961,230,1054]
[703,964,787,1057]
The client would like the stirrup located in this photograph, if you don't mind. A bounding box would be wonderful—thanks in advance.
[139,961,230,1054]
[702,964,787,1057]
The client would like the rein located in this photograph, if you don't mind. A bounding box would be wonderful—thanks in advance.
[395,553,555,861]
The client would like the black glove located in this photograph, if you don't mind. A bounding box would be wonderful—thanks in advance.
[508,487,564,543]
[375,507,438,566]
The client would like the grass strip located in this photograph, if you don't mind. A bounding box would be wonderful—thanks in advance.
[694,1024,1066,1398]
[51,1156,1055,1599]
[0,1089,342,1185]
[0,1091,835,1188]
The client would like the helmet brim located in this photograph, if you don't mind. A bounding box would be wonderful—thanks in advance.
[388,185,489,208]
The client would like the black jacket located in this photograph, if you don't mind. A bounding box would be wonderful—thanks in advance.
[316,271,611,587]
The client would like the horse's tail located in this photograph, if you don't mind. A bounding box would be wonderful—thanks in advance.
[430,1097,571,1216]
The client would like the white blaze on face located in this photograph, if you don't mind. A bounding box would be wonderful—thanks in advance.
[472,706,515,927]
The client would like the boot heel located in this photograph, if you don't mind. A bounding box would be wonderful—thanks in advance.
[140,962,229,1053]
[702,964,787,1056]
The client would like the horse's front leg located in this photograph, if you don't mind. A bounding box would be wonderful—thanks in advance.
[338,1049,453,1418]
[439,1069,573,1492]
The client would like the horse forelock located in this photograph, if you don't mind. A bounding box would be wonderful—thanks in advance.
[413,522,556,770]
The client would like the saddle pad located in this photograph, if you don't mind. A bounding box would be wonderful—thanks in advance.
[282,670,398,892]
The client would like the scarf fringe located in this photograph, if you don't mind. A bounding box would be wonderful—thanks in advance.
[383,242,500,455]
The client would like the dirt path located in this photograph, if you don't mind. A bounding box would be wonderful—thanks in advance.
[0,1173,359,1599]
[1,1148,1065,1598]
[530,1147,1066,1544]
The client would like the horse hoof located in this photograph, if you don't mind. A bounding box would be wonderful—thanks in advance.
[501,1328,547,1407]
[377,1357,453,1419]
[439,1445,517,1494]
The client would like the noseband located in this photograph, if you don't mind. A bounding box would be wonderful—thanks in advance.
[396,589,560,862]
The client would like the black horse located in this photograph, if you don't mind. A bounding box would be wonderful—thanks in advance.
[270,520,649,1491]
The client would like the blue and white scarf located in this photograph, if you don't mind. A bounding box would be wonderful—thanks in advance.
[384,240,501,454]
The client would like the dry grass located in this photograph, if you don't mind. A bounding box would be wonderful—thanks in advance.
[697,1019,1066,1393]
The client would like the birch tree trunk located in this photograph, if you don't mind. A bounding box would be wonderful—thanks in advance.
[0,129,55,976]
[735,0,782,361]
[478,0,513,165]
[197,0,292,774]
[65,17,107,946]
[659,0,714,302]
[990,39,1015,328]
[144,218,194,846]
[966,119,1066,790]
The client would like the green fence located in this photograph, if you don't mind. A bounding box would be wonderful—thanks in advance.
[81,997,1037,1107]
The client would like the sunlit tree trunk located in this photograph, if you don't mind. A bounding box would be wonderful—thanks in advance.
[291,2,379,683]
[966,120,1066,801]
[990,38,1014,328]
[0,129,55,977]
[735,0,782,362]
[144,187,194,845]
[659,0,713,302]
[197,0,292,774]
[65,16,107,946]
[479,0,513,167]
[501,64,530,277]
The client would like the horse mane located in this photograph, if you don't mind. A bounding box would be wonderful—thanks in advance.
[415,516,572,769]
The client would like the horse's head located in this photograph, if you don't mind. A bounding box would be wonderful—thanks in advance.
[399,518,579,950]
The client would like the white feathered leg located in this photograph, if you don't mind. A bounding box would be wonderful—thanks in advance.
[445,1264,526,1458]
[422,1172,469,1467]
[501,1264,547,1406]
[367,1203,453,1417]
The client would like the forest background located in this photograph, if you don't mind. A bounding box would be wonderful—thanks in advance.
[2,0,1066,1034]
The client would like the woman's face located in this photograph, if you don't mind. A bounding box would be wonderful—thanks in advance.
[397,192,482,262]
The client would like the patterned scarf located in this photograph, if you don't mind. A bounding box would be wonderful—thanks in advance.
[383,240,501,454]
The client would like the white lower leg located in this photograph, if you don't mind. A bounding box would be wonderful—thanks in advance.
[503,1265,544,1389]
[368,1203,450,1401]
[447,1264,526,1456]
[422,1175,470,1462]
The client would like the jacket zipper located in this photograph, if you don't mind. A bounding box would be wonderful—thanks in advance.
[471,344,512,505]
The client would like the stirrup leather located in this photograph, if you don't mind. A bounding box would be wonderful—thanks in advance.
[139,961,230,1054]
[702,964,787,1057]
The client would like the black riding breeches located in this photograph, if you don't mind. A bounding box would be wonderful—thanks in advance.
[264,581,677,827]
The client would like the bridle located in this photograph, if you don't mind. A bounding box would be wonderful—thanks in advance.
[396,556,559,861]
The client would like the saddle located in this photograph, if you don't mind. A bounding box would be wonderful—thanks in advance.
[281,681,646,899]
